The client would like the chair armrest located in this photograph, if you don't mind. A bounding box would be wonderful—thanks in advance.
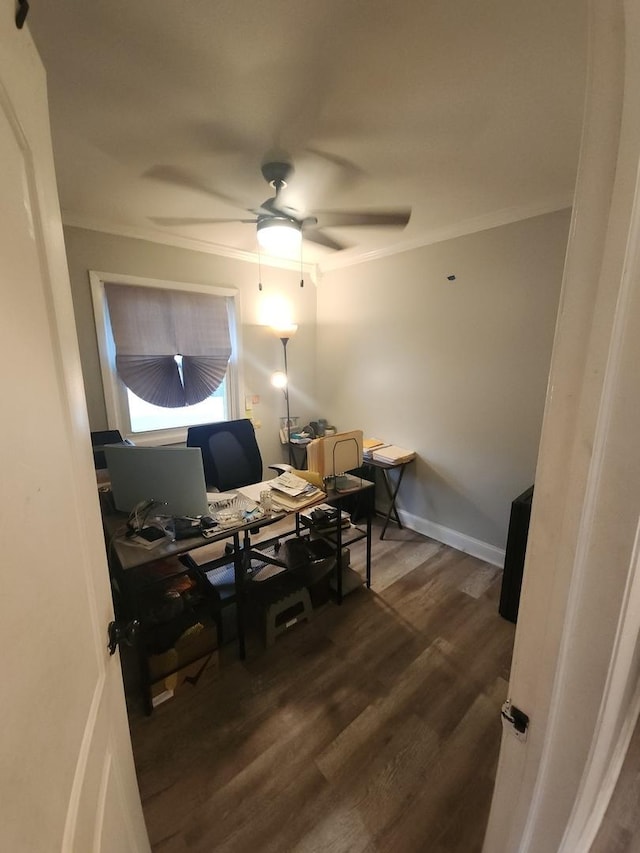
[268,463,294,475]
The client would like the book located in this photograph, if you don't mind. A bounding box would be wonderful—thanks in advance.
[363,439,387,459]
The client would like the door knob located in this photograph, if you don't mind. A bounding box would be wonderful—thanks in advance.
[107,619,139,656]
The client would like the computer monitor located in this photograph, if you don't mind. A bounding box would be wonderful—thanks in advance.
[104,444,210,518]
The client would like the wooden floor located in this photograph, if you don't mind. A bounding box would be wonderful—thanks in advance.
[127,520,515,852]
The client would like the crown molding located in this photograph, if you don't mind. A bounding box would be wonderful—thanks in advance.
[61,196,572,284]
[317,195,574,273]
[61,213,319,283]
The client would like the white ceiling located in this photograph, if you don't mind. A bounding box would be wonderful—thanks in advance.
[28,1,587,271]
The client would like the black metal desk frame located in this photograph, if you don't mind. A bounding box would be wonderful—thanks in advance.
[363,457,415,539]
[101,478,374,712]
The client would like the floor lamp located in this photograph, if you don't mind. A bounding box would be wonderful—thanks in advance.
[271,323,298,466]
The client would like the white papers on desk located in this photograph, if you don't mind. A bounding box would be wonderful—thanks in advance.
[269,472,325,510]
[236,482,266,504]
[237,478,324,512]
[270,490,325,511]
[269,471,311,496]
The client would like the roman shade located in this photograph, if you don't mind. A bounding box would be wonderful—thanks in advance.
[104,283,231,407]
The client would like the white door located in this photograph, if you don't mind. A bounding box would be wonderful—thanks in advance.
[484,3,640,850]
[0,6,149,852]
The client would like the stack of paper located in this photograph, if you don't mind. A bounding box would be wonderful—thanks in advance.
[372,445,416,464]
[268,471,325,511]
[362,438,388,459]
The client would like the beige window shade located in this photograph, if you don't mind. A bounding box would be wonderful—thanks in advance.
[104,283,231,407]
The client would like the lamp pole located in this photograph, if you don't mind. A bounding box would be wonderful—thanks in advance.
[271,323,298,467]
[280,334,294,466]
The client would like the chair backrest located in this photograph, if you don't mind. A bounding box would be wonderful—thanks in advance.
[90,429,125,469]
[186,419,263,491]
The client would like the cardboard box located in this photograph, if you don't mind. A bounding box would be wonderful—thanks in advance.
[149,622,219,706]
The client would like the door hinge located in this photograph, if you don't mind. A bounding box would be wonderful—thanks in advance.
[501,699,529,742]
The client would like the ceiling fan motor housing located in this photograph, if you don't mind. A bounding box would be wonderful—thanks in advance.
[261,160,293,189]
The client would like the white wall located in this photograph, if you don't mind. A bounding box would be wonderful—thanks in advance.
[62,226,318,467]
[316,210,570,553]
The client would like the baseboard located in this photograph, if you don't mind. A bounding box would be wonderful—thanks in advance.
[395,508,505,568]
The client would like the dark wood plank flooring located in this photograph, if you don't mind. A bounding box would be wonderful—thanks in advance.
[127,520,515,852]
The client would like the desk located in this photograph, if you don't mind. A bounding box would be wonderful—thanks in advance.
[100,476,374,712]
[362,456,415,539]
[101,491,288,713]
[311,474,374,601]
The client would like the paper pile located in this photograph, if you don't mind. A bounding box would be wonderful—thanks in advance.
[268,471,325,511]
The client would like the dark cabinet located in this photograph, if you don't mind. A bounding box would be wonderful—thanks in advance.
[499,485,534,623]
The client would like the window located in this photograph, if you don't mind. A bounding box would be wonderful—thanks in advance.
[91,272,240,445]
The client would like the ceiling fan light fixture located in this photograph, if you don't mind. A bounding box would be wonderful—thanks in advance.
[257,217,302,254]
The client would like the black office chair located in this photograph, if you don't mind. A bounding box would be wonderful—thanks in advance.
[186,418,264,492]
[90,429,129,470]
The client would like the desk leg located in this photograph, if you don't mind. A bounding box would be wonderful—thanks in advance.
[366,509,372,587]
[336,508,343,604]
[139,644,153,716]
[234,532,246,660]
[380,463,407,540]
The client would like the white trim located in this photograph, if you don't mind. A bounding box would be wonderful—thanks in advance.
[562,519,640,851]
[318,195,573,273]
[62,672,107,850]
[399,508,505,567]
[558,130,640,850]
[92,752,112,853]
[89,270,240,443]
[61,198,572,281]
[62,213,319,284]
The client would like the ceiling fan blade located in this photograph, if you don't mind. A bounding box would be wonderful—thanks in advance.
[149,216,257,226]
[255,196,303,219]
[315,209,412,228]
[303,229,347,251]
[144,165,249,210]
[303,147,366,185]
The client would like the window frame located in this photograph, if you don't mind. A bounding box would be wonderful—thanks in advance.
[90,271,242,446]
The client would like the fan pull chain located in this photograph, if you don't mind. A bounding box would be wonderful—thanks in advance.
[300,240,304,288]
[258,246,263,291]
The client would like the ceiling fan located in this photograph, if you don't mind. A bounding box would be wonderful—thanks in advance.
[149,160,411,252]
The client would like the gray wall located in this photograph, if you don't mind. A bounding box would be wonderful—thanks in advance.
[62,226,318,467]
[63,212,568,554]
[316,210,570,551]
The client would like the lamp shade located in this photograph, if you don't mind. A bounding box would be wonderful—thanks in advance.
[271,323,298,340]
[257,217,302,254]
